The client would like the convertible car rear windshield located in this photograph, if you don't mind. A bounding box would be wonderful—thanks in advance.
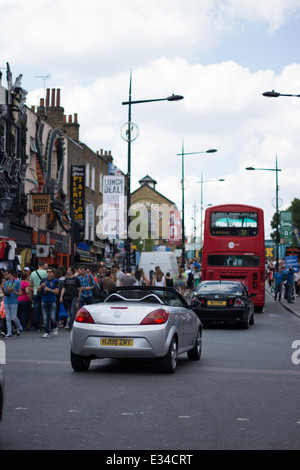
[105,288,186,308]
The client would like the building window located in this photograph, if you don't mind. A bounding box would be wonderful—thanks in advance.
[85,162,90,187]
[85,202,95,241]
[91,165,95,191]
[99,172,103,194]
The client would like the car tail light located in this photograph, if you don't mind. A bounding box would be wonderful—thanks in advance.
[140,309,169,325]
[75,308,95,324]
[234,298,243,307]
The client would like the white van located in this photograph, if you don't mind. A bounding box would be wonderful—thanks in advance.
[138,252,178,280]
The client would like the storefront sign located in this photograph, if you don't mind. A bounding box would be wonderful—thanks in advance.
[101,175,125,237]
[280,211,292,245]
[71,165,85,220]
[169,210,181,246]
[31,194,50,215]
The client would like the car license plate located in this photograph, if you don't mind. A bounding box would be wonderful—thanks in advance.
[207,301,226,306]
[100,338,134,347]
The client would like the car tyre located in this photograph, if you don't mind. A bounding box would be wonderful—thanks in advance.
[241,315,250,329]
[159,336,177,374]
[71,351,91,372]
[187,328,202,361]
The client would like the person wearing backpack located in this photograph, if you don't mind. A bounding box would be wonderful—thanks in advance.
[30,261,47,331]
[185,267,195,298]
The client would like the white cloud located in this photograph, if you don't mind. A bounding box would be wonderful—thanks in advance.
[3,0,300,239]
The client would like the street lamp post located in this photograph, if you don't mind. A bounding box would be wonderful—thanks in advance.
[246,156,282,270]
[177,144,217,268]
[198,173,225,247]
[122,71,183,271]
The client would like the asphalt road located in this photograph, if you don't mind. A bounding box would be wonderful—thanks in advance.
[0,290,300,451]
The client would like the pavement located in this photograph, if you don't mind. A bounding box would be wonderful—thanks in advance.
[266,286,300,319]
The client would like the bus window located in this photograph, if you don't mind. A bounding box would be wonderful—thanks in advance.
[207,255,260,267]
[210,211,259,237]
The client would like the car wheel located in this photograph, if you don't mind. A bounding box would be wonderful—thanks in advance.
[241,315,250,329]
[250,313,255,325]
[159,336,178,374]
[71,351,91,372]
[187,328,202,361]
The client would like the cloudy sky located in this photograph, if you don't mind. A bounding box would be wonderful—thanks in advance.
[2,0,300,239]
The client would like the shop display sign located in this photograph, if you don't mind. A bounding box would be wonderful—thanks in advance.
[31,194,50,215]
[71,165,85,220]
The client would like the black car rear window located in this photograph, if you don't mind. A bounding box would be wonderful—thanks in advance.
[197,283,241,294]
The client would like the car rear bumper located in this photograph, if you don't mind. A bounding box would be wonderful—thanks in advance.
[70,323,169,359]
[193,307,247,324]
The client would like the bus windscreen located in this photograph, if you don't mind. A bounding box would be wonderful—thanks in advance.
[210,211,258,237]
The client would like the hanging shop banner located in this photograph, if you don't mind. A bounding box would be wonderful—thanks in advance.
[280,211,292,245]
[169,210,182,246]
[102,175,125,238]
[31,194,50,215]
[71,165,85,221]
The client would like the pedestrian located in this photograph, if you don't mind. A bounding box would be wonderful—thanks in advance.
[18,271,33,330]
[59,267,82,330]
[112,263,124,286]
[165,272,174,288]
[37,267,59,338]
[152,267,166,287]
[30,260,47,331]
[78,266,96,309]
[134,269,144,285]
[175,267,186,296]
[102,270,116,292]
[2,268,23,338]
[274,267,284,302]
[139,268,149,286]
[185,266,195,298]
[120,270,137,286]
[294,271,300,297]
[284,267,296,304]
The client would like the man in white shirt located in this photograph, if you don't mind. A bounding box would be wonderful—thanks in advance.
[30,260,47,331]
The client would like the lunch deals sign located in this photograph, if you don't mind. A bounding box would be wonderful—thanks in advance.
[100,176,126,238]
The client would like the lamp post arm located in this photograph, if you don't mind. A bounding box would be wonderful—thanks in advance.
[263,90,300,98]
[122,94,184,106]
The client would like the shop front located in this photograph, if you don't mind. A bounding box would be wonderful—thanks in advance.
[32,229,70,268]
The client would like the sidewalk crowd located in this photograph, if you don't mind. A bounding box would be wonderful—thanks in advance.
[0,258,202,339]
[266,258,300,318]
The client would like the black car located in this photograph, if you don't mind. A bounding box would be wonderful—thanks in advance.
[191,280,255,329]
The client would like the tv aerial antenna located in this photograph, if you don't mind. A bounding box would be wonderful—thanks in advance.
[34,74,51,99]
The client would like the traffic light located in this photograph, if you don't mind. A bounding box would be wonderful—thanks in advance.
[74,221,85,244]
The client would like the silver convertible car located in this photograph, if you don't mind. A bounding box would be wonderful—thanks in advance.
[70,286,202,373]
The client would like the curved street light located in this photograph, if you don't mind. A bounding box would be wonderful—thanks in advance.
[197,175,225,247]
[177,143,218,267]
[122,71,184,270]
[263,90,300,98]
[245,156,282,270]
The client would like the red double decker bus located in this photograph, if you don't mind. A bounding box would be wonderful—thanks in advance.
[202,204,265,311]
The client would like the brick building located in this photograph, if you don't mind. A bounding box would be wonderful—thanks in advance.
[130,175,181,252]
